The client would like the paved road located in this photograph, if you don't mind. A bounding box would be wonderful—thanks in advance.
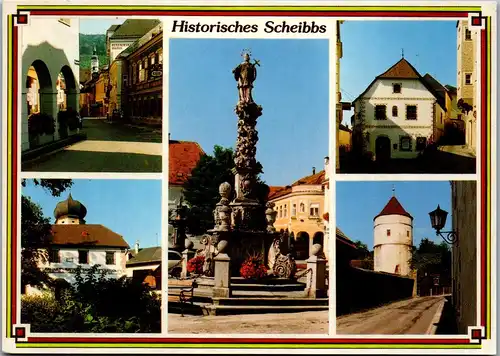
[336,296,446,335]
[22,119,162,173]
[168,310,328,335]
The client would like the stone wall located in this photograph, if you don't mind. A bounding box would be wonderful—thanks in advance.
[451,180,477,334]
[337,266,415,315]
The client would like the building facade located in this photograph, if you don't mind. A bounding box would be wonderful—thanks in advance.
[269,168,326,260]
[457,20,478,154]
[373,195,414,276]
[25,194,130,295]
[126,244,162,290]
[352,58,446,160]
[22,18,80,152]
[450,180,477,334]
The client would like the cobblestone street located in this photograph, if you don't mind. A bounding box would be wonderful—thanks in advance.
[22,119,162,173]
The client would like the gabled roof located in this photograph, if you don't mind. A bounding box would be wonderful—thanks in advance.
[110,19,161,39]
[339,123,351,133]
[374,196,413,220]
[353,58,445,108]
[50,224,129,248]
[336,227,357,249]
[107,24,120,33]
[378,58,421,79]
[126,246,162,266]
[421,73,448,111]
[169,140,205,186]
[268,170,325,200]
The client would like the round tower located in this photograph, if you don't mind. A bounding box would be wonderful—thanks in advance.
[54,193,87,225]
[373,193,413,276]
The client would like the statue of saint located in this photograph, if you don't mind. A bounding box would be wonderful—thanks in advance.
[233,52,259,104]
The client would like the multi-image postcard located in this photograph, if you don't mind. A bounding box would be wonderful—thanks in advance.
[0,0,497,354]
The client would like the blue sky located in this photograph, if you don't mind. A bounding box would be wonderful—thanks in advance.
[340,20,457,125]
[80,18,125,34]
[22,179,162,248]
[336,181,454,249]
[169,38,329,186]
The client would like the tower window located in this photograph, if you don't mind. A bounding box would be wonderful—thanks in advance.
[407,231,410,237]
[78,250,89,264]
[387,229,391,236]
[465,29,472,40]
[393,83,402,93]
[106,251,115,265]
[465,74,472,85]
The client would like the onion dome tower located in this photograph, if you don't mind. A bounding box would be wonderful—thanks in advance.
[373,189,413,276]
[54,193,87,225]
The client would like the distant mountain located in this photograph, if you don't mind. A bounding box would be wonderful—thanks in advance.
[79,33,108,70]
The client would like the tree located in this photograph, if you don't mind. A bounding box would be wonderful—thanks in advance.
[21,179,73,290]
[181,145,268,235]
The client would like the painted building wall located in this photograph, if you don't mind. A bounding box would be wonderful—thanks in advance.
[126,264,161,278]
[339,128,351,150]
[37,247,128,287]
[354,78,436,159]
[108,59,123,114]
[373,214,413,276]
[21,18,80,151]
[457,20,478,153]
[109,39,136,63]
[451,180,477,334]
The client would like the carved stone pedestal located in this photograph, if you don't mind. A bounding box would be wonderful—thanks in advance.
[305,244,327,298]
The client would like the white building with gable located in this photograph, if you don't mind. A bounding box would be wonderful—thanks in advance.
[352,58,447,160]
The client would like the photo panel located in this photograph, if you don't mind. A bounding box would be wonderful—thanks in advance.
[165,24,333,335]
[20,17,163,173]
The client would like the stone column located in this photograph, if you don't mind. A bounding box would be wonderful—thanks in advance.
[306,244,327,298]
[213,240,231,298]
[21,91,30,152]
[39,90,59,140]
[181,240,195,279]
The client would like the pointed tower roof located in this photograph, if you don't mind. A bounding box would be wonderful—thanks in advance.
[374,196,413,220]
[54,193,88,220]
[378,58,421,79]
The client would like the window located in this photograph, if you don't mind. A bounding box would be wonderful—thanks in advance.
[465,74,472,85]
[406,105,417,120]
[393,83,402,93]
[416,137,427,151]
[407,231,410,237]
[400,136,412,151]
[284,204,287,218]
[375,105,387,120]
[291,204,297,217]
[392,106,398,117]
[465,29,472,40]
[49,249,60,263]
[309,203,320,217]
[105,251,115,265]
[387,229,391,237]
[299,202,305,213]
[158,51,163,64]
[279,206,283,218]
[440,113,443,124]
[78,250,89,264]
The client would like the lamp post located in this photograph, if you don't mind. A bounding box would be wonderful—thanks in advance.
[429,205,458,244]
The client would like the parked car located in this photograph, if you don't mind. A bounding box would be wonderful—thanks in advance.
[168,249,183,277]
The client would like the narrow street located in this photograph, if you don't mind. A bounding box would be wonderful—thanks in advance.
[336,296,446,335]
[22,119,162,173]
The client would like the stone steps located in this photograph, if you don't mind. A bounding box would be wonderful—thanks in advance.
[212,297,328,306]
[203,304,328,316]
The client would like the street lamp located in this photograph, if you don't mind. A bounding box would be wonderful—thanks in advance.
[429,205,458,244]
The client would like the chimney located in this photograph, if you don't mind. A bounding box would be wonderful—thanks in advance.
[134,241,140,254]
[312,167,316,175]
[168,133,171,141]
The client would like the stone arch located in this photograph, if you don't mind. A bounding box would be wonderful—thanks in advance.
[313,231,324,247]
[59,65,78,112]
[295,231,310,260]
[26,60,53,116]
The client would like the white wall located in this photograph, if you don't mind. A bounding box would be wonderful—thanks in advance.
[21,18,80,151]
[126,264,160,278]
[373,214,413,276]
[110,39,135,63]
[354,78,436,159]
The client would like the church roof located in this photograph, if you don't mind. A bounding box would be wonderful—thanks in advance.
[126,246,162,266]
[169,140,205,186]
[50,224,129,248]
[374,196,413,220]
[54,194,87,220]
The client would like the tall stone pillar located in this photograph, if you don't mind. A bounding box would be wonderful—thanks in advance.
[213,240,231,298]
[305,244,327,298]
[39,90,59,140]
[21,91,30,151]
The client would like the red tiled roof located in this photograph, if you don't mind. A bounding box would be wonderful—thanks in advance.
[50,224,129,248]
[378,58,421,79]
[268,170,325,200]
[169,140,205,186]
[374,196,413,220]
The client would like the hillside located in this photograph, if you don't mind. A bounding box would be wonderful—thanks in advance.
[79,33,108,70]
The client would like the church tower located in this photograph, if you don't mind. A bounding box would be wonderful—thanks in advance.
[91,46,99,79]
[373,190,413,276]
[53,193,87,225]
